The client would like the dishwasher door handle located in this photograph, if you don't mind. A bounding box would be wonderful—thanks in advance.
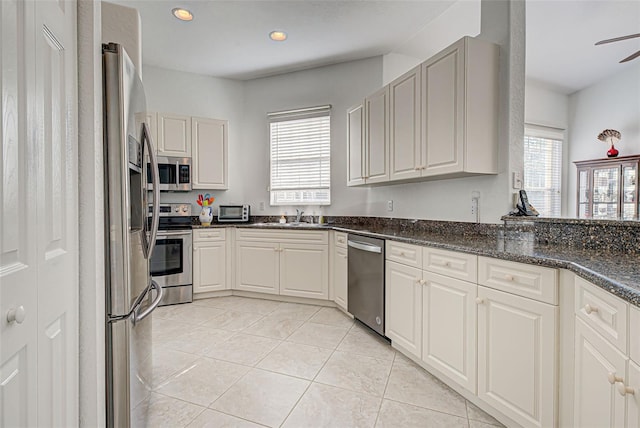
[348,240,382,253]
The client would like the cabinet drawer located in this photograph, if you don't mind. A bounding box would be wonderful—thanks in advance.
[334,232,348,248]
[193,228,226,242]
[478,257,558,305]
[386,241,422,269]
[631,305,640,364]
[575,276,628,353]
[237,228,328,244]
[423,248,477,283]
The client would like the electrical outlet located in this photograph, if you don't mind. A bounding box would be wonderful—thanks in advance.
[259,201,265,211]
[513,171,523,189]
[471,191,480,222]
[387,200,394,212]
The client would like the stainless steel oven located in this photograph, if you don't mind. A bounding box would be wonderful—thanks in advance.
[149,203,193,305]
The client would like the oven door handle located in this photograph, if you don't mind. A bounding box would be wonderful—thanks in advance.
[157,230,193,237]
[143,122,160,259]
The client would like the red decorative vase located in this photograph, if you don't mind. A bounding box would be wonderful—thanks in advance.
[607,144,619,158]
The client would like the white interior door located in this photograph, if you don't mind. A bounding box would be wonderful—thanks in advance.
[1,0,78,426]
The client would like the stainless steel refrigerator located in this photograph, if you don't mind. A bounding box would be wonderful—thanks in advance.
[103,43,162,427]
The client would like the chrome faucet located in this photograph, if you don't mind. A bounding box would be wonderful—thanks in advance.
[296,209,304,223]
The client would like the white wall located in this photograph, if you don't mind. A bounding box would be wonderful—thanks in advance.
[142,66,246,214]
[566,62,640,214]
[525,78,569,129]
[382,0,481,84]
[101,2,142,73]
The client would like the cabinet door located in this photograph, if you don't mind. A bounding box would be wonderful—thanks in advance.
[347,103,365,186]
[280,244,328,299]
[574,318,627,428]
[385,261,422,359]
[364,86,390,183]
[192,117,228,190]
[158,113,191,157]
[628,360,640,428]
[193,242,227,293]
[422,272,476,393]
[477,286,557,428]
[389,67,421,181]
[235,241,279,295]
[333,246,348,310]
[421,39,464,176]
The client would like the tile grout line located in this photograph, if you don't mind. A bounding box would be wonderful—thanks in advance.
[373,350,396,427]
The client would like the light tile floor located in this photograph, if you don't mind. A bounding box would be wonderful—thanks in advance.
[136,296,505,428]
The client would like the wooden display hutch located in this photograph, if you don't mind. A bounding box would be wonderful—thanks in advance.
[574,154,640,220]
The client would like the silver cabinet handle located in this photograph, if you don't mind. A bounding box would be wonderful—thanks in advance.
[134,280,163,323]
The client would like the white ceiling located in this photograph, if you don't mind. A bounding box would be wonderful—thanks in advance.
[112,0,455,80]
[526,0,640,94]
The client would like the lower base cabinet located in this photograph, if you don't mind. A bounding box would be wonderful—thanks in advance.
[333,245,348,310]
[193,242,227,293]
[422,271,477,393]
[279,243,328,299]
[235,241,279,294]
[574,318,627,427]
[628,360,640,427]
[385,261,422,359]
[477,285,557,428]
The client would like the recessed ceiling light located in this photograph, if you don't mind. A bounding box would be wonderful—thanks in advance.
[172,8,193,21]
[269,31,287,42]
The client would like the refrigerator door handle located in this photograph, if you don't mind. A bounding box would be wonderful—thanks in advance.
[143,122,160,259]
[133,280,163,324]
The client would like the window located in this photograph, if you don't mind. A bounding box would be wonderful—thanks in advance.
[269,105,331,205]
[523,125,564,217]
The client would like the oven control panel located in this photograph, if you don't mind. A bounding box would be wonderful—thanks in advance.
[149,203,192,217]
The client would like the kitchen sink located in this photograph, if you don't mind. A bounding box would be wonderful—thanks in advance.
[252,222,329,228]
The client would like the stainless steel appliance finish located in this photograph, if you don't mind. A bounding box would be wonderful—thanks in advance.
[149,203,193,306]
[218,204,250,222]
[347,234,386,336]
[103,43,163,427]
[148,155,192,192]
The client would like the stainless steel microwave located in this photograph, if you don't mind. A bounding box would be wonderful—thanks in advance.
[218,205,250,222]
[147,156,191,192]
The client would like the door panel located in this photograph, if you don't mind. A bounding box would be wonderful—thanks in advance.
[192,117,228,189]
[280,243,328,299]
[235,241,279,294]
[423,272,476,393]
[347,103,364,186]
[385,261,422,359]
[0,0,39,426]
[333,246,348,309]
[158,114,190,156]
[365,87,389,183]
[628,360,640,427]
[389,67,421,181]
[194,243,227,293]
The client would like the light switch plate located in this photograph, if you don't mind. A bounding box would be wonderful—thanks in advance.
[512,172,523,189]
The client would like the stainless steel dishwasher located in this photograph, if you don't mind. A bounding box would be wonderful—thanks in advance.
[347,234,385,336]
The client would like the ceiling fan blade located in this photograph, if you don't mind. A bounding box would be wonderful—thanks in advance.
[595,33,640,45]
[620,50,640,63]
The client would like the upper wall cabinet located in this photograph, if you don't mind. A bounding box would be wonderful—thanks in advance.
[347,36,499,186]
[192,117,229,190]
[158,113,192,157]
[389,66,422,181]
[347,103,365,186]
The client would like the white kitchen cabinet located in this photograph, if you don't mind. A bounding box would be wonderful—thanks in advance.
[364,86,390,184]
[157,113,191,157]
[385,261,422,359]
[422,271,477,394]
[477,285,557,428]
[347,103,365,186]
[389,66,422,181]
[235,241,280,295]
[420,37,498,178]
[280,243,328,299]
[333,245,348,310]
[574,318,627,428]
[193,242,227,293]
[627,360,640,428]
[192,117,228,190]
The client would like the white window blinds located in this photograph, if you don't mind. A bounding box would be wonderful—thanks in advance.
[269,105,331,205]
[524,125,564,217]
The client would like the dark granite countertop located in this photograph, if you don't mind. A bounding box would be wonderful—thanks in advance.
[193,221,640,308]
